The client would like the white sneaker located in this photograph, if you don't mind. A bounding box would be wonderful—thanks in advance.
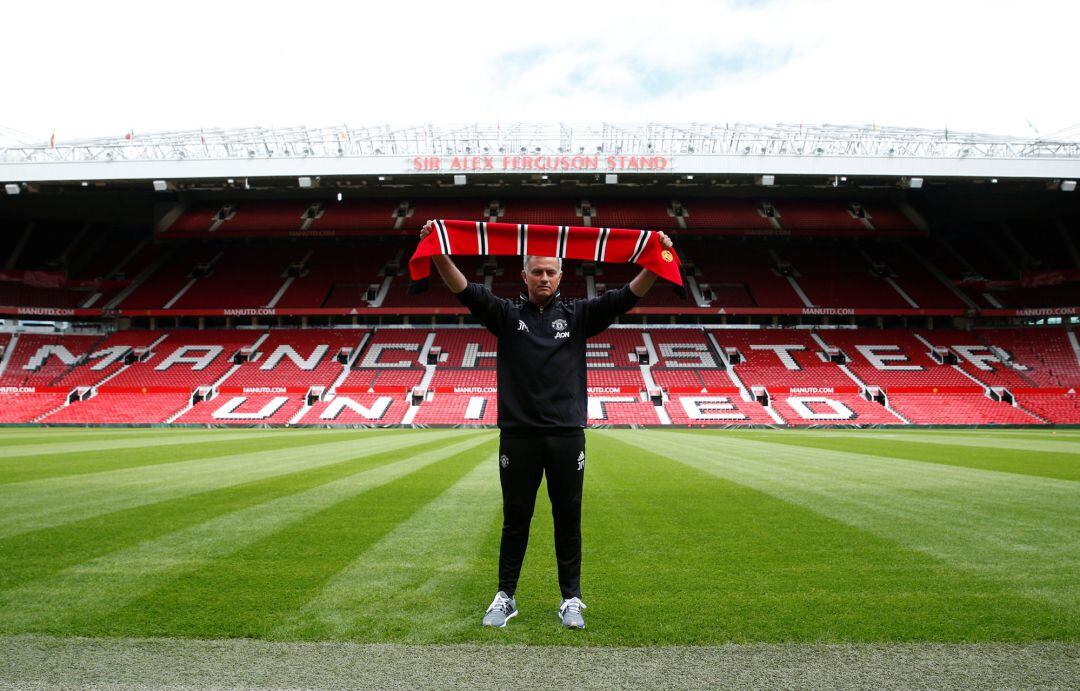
[482,591,518,628]
[558,597,586,629]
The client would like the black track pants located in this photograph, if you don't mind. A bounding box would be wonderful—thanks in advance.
[497,431,585,600]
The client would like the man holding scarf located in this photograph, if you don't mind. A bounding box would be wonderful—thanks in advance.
[417,219,674,630]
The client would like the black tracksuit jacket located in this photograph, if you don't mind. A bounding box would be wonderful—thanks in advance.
[456,282,639,432]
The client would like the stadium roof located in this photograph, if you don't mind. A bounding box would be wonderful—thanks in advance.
[2,123,1080,185]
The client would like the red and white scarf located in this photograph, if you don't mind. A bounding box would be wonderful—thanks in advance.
[408,220,684,297]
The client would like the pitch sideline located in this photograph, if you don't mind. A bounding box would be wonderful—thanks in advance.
[0,635,1075,689]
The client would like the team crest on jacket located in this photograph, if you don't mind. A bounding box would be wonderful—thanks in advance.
[552,319,567,331]
[500,454,510,468]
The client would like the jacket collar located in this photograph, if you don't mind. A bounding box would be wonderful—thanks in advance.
[519,289,561,312]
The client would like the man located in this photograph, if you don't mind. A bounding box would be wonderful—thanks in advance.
[418,220,674,630]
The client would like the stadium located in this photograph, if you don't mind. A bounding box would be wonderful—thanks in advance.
[0,123,1078,428]
[0,121,1077,688]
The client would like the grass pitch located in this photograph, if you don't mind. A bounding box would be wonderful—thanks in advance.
[0,426,1077,686]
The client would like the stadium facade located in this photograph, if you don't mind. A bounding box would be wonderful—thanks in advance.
[0,123,1077,426]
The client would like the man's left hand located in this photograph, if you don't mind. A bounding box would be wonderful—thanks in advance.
[656,231,673,249]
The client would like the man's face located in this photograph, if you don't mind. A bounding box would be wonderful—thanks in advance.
[522,256,562,305]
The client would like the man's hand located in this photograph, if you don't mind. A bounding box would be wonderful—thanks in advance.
[628,232,674,297]
[419,220,435,244]
[419,220,467,293]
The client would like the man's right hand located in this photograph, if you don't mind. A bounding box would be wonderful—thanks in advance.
[420,219,467,293]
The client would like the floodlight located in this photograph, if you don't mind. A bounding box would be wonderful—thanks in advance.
[909,177,923,189]
[454,175,467,186]
[298,177,313,188]
[759,175,775,186]
[4,183,20,195]
[1061,180,1077,192]
[152,180,168,192]
[605,174,618,184]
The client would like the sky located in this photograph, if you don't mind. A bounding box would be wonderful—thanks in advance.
[2,0,1078,145]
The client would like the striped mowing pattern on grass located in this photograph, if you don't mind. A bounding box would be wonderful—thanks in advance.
[0,432,491,635]
[606,429,1080,631]
[274,452,503,642]
[0,429,446,538]
[0,428,1075,649]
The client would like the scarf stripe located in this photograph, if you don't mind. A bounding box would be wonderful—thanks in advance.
[629,230,648,263]
[476,222,488,255]
[595,227,609,262]
[435,220,451,254]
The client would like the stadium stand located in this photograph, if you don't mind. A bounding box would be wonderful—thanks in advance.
[1016,391,1080,424]
[975,328,1080,388]
[170,246,305,309]
[40,392,192,424]
[710,329,858,391]
[309,200,402,232]
[299,393,409,425]
[52,330,167,388]
[590,199,680,230]
[664,391,778,426]
[101,330,261,389]
[814,330,976,389]
[860,244,969,309]
[770,393,906,426]
[216,328,367,390]
[887,392,1044,425]
[174,393,308,425]
[772,201,866,232]
[118,245,224,309]
[913,329,1036,389]
[0,325,1074,425]
[649,328,723,390]
[683,200,774,231]
[334,328,428,392]
[1,188,1077,427]
[785,244,911,309]
[430,328,497,367]
[278,242,392,309]
[0,333,104,387]
[498,199,580,225]
[0,390,70,423]
[686,240,805,307]
[412,393,498,425]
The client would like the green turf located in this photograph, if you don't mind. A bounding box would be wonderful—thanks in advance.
[0,427,1075,647]
[701,428,1080,480]
[0,428,396,484]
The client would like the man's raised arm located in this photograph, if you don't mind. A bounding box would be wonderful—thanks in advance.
[628,231,674,297]
[420,220,467,294]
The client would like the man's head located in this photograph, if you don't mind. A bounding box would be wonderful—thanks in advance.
[521,255,562,306]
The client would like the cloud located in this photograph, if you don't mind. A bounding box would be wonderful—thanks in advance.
[0,0,1076,142]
